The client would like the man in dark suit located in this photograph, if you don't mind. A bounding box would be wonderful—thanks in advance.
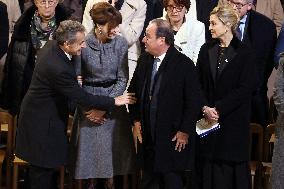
[128,18,201,189]
[229,0,277,127]
[15,20,136,189]
[0,1,9,59]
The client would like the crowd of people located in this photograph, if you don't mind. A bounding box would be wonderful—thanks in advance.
[0,0,284,189]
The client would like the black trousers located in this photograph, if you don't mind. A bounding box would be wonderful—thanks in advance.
[251,93,268,127]
[196,159,251,189]
[29,165,58,189]
[139,169,184,189]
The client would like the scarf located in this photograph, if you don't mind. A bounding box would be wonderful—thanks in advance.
[31,10,57,50]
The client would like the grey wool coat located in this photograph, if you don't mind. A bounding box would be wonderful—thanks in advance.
[69,33,136,179]
[272,55,284,189]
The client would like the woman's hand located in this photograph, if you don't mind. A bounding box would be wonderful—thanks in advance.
[85,109,106,124]
[203,106,219,123]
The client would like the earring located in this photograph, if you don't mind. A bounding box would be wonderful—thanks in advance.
[98,27,102,35]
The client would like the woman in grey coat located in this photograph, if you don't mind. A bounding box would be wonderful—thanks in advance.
[70,2,136,189]
[272,53,284,189]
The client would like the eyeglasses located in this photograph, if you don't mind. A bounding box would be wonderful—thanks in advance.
[228,1,249,9]
[37,0,57,7]
[166,5,185,12]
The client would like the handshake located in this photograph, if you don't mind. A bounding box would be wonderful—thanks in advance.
[86,92,136,124]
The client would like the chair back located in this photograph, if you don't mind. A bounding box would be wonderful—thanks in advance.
[263,123,275,162]
[0,111,14,188]
[250,123,264,161]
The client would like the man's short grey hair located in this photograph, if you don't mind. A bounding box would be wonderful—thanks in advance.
[55,20,85,45]
[149,18,175,46]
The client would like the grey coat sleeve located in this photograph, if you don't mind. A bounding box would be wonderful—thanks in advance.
[274,55,284,126]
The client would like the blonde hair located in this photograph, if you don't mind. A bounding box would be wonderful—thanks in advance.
[210,5,240,32]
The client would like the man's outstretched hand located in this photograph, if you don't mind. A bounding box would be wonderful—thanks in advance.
[114,93,136,106]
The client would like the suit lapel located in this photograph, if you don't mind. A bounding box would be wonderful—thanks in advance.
[208,43,219,84]
[242,12,253,47]
[156,46,179,95]
[141,55,154,101]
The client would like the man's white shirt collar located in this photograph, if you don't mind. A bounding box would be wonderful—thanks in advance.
[155,52,166,70]
[64,52,72,61]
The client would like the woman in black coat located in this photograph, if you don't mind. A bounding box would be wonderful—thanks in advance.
[0,0,71,115]
[196,5,257,189]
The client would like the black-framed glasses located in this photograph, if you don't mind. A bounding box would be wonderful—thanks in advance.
[37,0,57,7]
[228,1,249,9]
[166,5,185,12]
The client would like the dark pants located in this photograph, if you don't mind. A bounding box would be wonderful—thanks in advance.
[196,159,251,189]
[139,170,183,189]
[251,94,268,127]
[29,165,58,189]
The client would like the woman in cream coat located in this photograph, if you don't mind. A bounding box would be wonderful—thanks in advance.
[163,0,205,64]
[83,0,146,83]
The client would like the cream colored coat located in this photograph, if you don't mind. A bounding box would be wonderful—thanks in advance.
[83,0,146,62]
[162,14,205,64]
[255,0,284,35]
[0,0,21,41]
[0,0,21,67]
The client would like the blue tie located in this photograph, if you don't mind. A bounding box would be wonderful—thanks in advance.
[150,58,160,95]
[236,21,244,41]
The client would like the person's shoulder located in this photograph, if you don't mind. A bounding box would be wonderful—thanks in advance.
[169,46,195,67]
[114,35,128,48]
[185,15,204,27]
[249,10,275,28]
[12,6,36,39]
[201,39,218,49]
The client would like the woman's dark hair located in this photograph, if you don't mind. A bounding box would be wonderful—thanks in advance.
[163,0,190,10]
[89,2,122,30]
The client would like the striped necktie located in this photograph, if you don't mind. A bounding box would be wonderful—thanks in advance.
[150,58,160,95]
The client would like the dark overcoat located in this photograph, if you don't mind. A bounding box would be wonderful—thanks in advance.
[128,46,202,172]
[196,37,257,161]
[15,41,114,168]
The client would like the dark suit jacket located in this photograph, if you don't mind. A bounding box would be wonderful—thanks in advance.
[196,37,257,161]
[242,10,277,126]
[15,41,114,168]
[128,46,201,172]
[242,10,277,94]
[0,1,9,59]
